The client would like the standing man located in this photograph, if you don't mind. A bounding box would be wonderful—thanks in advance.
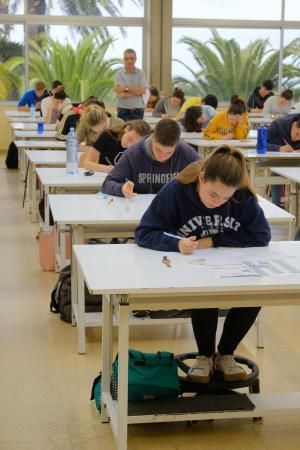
[114,49,146,121]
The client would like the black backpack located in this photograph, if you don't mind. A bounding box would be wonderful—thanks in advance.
[5,141,18,169]
[50,265,102,322]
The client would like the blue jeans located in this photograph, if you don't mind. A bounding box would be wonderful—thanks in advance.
[117,108,144,122]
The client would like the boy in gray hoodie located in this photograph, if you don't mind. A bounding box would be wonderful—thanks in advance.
[102,119,199,197]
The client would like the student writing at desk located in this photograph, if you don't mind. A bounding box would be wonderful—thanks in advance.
[267,114,300,206]
[102,119,199,197]
[135,146,271,383]
[204,95,249,140]
[84,120,151,173]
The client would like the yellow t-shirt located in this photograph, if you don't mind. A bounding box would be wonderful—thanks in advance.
[178,97,202,115]
[203,111,249,140]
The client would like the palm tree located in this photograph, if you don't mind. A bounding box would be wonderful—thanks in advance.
[0,56,24,100]
[173,30,300,101]
[28,33,121,101]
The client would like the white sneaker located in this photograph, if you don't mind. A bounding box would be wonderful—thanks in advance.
[215,354,247,382]
[187,355,213,383]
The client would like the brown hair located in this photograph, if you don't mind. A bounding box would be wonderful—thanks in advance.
[35,80,46,90]
[171,86,185,106]
[153,119,181,146]
[176,145,257,199]
[280,89,293,101]
[107,119,152,142]
[228,95,246,115]
[83,105,107,128]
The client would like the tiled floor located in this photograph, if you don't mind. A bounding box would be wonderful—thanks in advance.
[0,157,300,449]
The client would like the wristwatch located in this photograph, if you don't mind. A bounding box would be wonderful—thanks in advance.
[124,86,129,93]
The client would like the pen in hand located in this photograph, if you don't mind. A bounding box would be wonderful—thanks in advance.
[283,139,294,152]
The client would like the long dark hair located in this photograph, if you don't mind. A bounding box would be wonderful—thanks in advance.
[180,106,203,132]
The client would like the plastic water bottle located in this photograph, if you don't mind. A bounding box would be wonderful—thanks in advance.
[37,117,44,134]
[256,125,267,154]
[66,127,78,175]
[30,104,35,120]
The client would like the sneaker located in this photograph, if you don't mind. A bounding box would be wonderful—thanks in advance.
[187,355,213,383]
[215,354,247,382]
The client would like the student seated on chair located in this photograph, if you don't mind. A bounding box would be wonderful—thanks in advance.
[267,114,300,206]
[145,85,160,112]
[17,80,46,112]
[179,105,216,133]
[135,146,271,383]
[263,89,294,118]
[102,119,199,197]
[247,79,274,112]
[204,95,249,140]
[84,120,151,174]
[177,94,218,120]
[152,87,185,118]
[41,80,64,117]
[43,90,71,124]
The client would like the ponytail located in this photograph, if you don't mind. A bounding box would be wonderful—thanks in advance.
[176,145,257,199]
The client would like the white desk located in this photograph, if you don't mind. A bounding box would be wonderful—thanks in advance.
[5,110,40,117]
[50,193,155,269]
[185,139,257,157]
[243,151,300,188]
[15,139,65,177]
[8,117,41,123]
[271,167,300,224]
[144,116,161,127]
[64,194,294,354]
[36,168,106,228]
[25,150,73,222]
[249,117,273,127]
[10,122,56,131]
[73,242,300,450]
[14,130,56,140]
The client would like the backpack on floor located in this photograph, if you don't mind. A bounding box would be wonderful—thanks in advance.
[50,264,102,322]
[90,350,180,412]
[5,141,18,169]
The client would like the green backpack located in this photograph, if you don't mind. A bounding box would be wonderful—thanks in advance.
[91,349,180,411]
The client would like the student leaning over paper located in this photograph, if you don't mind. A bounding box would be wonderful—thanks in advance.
[135,145,271,384]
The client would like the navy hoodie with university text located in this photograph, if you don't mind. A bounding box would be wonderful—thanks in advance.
[267,114,300,152]
[135,179,271,252]
[102,137,199,196]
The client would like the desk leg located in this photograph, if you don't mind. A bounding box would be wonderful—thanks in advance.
[45,186,50,229]
[256,309,264,349]
[249,160,256,188]
[71,227,77,327]
[31,164,37,222]
[117,299,129,450]
[77,261,86,354]
[101,293,113,423]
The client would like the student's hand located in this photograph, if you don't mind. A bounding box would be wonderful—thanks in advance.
[178,236,199,255]
[122,180,136,198]
[197,237,213,249]
[280,145,293,153]
[105,165,114,173]
[222,133,235,140]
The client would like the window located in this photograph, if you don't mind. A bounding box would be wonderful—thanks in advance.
[26,0,144,17]
[285,0,300,21]
[172,28,280,102]
[172,0,282,20]
[27,25,143,101]
[0,1,24,14]
[0,24,24,101]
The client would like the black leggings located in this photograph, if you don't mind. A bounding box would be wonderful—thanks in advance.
[191,307,261,357]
